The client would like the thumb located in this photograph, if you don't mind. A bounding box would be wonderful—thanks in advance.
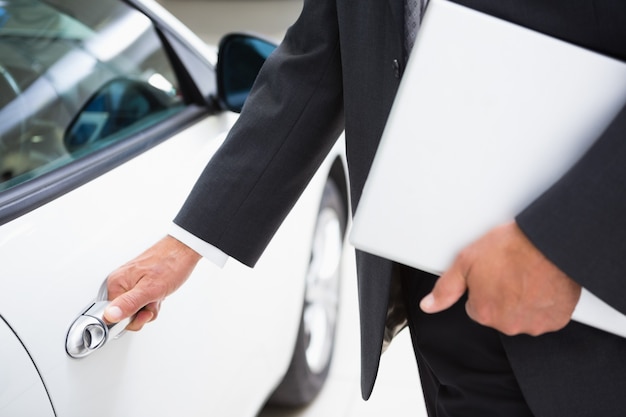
[420,268,468,313]
[103,303,124,324]
[104,289,146,324]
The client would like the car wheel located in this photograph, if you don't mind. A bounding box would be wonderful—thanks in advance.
[269,177,347,406]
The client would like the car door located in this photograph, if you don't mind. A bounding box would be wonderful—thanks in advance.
[0,1,332,416]
[0,0,240,415]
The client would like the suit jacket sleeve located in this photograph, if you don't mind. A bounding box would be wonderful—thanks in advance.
[516,102,626,314]
[174,0,345,267]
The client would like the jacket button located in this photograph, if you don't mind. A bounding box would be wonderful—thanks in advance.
[392,59,401,78]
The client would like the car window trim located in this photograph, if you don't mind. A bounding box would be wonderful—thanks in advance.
[124,0,218,105]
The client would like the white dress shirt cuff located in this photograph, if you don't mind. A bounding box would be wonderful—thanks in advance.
[572,287,626,339]
[168,223,228,268]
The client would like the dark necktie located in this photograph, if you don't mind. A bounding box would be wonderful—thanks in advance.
[404,0,426,59]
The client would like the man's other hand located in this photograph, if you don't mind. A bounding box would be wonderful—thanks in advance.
[104,235,202,331]
[420,221,582,336]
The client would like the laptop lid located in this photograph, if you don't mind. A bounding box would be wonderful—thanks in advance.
[349,0,626,275]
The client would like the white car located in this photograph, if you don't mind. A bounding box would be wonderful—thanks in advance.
[0,0,349,415]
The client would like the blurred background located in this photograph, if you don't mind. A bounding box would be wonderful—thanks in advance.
[156,1,426,416]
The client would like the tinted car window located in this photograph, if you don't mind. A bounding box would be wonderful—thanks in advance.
[0,0,185,191]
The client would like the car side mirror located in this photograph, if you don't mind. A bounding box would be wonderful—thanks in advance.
[216,33,277,113]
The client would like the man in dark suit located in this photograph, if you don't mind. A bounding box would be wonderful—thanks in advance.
[105,0,626,415]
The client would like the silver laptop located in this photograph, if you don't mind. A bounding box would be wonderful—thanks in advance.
[349,0,626,335]
[351,0,626,274]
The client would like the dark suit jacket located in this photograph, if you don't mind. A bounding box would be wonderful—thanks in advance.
[175,0,626,414]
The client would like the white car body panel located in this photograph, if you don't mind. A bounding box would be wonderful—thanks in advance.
[0,1,349,414]
[0,319,54,416]
[0,107,344,415]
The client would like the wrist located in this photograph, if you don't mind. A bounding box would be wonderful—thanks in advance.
[165,234,202,264]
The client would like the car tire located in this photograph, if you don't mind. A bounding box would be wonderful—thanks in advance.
[268,177,347,406]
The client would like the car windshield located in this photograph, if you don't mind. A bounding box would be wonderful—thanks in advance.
[0,0,185,190]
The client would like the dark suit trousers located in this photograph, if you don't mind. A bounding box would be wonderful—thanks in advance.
[399,265,534,416]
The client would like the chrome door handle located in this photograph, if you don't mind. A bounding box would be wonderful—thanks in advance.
[65,301,131,359]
